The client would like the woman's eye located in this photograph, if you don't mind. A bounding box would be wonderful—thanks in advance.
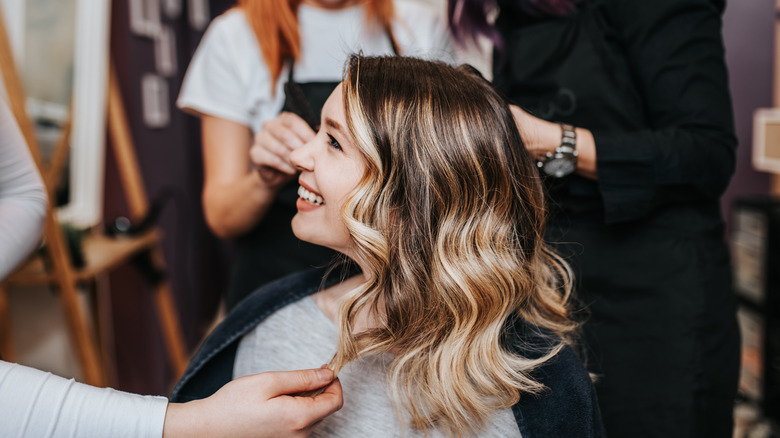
[327,134,343,152]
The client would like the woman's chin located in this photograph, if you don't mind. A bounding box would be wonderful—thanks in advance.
[291,215,306,241]
[291,212,352,256]
[291,216,323,248]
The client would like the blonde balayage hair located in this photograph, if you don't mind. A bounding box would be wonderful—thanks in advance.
[329,55,576,437]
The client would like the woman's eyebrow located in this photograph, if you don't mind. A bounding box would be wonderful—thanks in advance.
[324,117,345,135]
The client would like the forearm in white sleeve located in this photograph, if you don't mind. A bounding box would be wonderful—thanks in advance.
[0,360,168,438]
[0,99,47,281]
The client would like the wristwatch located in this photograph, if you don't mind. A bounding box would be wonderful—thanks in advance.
[537,123,578,178]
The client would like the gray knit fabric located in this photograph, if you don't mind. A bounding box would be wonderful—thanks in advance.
[234,296,522,437]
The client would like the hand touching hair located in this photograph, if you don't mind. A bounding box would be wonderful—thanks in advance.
[329,55,575,437]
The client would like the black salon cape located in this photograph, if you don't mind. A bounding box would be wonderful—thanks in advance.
[493,0,739,436]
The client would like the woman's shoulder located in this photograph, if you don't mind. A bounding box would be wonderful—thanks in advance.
[198,8,256,49]
[504,319,605,437]
[193,8,261,64]
[208,8,250,32]
[503,319,590,386]
[177,6,272,123]
[513,344,606,437]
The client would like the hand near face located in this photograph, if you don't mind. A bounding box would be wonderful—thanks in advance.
[250,112,316,188]
[163,368,343,438]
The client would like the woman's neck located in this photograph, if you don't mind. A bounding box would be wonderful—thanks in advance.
[311,274,364,320]
[311,272,379,332]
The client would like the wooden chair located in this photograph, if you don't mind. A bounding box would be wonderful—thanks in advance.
[0,7,188,386]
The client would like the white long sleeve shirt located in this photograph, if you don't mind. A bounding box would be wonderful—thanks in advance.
[0,360,168,437]
[0,101,168,437]
[0,98,47,280]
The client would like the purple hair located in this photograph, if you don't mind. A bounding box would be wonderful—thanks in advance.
[448,0,581,50]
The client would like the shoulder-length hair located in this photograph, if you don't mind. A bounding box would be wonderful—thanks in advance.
[330,55,576,437]
[235,0,397,90]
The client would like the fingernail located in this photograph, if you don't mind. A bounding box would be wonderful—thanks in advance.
[316,368,333,382]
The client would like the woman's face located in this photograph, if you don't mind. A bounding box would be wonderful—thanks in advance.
[290,83,365,256]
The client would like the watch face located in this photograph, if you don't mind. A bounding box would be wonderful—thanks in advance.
[542,158,576,178]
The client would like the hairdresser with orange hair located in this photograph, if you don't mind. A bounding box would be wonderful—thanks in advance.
[178,0,453,310]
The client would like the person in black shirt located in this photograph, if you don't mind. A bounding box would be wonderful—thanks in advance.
[449,0,739,436]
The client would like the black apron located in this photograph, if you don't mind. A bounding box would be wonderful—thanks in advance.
[493,1,739,437]
[225,64,339,310]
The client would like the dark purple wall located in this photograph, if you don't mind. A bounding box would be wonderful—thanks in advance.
[105,0,234,394]
[721,0,774,228]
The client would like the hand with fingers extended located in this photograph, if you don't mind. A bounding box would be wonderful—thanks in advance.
[163,368,343,438]
[250,112,316,188]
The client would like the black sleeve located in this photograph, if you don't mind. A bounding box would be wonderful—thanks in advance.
[594,0,736,223]
[505,318,605,437]
[512,345,606,437]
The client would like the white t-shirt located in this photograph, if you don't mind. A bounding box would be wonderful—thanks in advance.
[0,98,47,281]
[177,0,454,133]
[0,360,167,437]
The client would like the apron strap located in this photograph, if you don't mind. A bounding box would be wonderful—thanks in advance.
[283,59,320,129]
[282,27,399,129]
[385,24,400,56]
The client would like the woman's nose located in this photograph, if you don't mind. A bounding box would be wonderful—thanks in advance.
[290,138,314,171]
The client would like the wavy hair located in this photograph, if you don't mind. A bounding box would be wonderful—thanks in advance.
[327,55,576,437]
[235,0,397,92]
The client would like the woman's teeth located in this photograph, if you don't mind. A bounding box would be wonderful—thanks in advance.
[298,186,324,205]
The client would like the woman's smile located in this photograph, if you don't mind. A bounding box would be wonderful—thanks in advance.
[297,183,325,211]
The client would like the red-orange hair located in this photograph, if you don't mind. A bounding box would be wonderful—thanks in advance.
[236,0,397,91]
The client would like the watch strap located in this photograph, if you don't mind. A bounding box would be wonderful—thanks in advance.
[559,123,577,152]
[535,123,579,177]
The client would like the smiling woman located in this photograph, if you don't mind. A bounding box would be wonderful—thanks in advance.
[172,55,604,437]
